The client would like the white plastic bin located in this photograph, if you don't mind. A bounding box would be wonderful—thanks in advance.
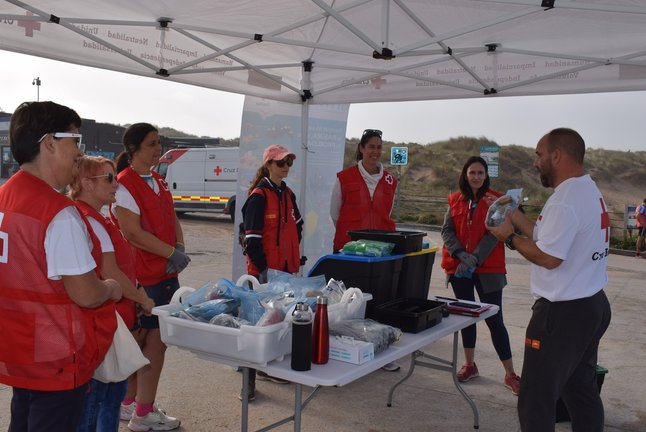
[154,304,292,365]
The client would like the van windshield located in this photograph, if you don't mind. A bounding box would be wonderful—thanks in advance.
[155,162,169,179]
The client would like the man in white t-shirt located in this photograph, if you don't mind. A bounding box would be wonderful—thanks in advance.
[487,128,611,432]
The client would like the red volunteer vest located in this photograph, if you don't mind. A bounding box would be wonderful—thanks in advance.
[116,167,177,286]
[440,190,506,275]
[75,200,137,329]
[0,171,116,391]
[246,186,300,275]
[333,165,397,251]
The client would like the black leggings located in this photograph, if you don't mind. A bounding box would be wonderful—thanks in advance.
[449,274,512,361]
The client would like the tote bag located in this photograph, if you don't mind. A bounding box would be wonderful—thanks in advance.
[93,311,150,383]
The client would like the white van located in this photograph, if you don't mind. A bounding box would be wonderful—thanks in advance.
[155,147,238,219]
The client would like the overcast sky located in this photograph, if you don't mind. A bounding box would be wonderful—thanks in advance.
[2,50,646,151]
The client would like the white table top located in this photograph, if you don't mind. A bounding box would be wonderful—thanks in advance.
[186,305,498,388]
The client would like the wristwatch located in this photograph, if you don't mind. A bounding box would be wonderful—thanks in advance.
[505,232,517,250]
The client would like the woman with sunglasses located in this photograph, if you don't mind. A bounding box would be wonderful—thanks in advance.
[112,123,188,431]
[69,156,155,432]
[240,144,303,401]
[440,156,520,395]
[330,129,397,252]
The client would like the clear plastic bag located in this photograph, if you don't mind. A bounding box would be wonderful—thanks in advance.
[341,240,395,257]
[329,319,402,354]
[485,188,524,227]
[172,298,240,322]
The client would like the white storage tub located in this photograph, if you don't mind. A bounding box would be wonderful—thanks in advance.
[154,303,292,365]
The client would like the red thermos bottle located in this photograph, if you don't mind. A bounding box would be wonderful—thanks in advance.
[312,296,329,364]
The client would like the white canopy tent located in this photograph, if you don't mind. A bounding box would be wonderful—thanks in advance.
[2,0,646,106]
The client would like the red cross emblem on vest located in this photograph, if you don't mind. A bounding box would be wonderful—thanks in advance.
[599,198,610,242]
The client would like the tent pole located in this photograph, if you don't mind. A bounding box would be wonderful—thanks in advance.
[299,61,313,274]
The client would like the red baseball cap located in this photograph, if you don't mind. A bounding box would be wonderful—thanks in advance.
[263,144,296,164]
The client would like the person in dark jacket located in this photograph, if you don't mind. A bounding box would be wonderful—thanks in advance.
[440,156,520,395]
[240,144,303,401]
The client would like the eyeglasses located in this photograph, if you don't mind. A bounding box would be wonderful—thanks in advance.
[274,158,294,168]
[362,129,382,138]
[88,173,116,183]
[38,132,86,152]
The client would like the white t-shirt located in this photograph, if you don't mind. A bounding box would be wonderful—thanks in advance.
[114,174,159,215]
[329,161,388,225]
[45,207,97,280]
[88,216,115,253]
[531,174,609,301]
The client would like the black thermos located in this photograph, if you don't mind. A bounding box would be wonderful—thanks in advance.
[291,302,313,371]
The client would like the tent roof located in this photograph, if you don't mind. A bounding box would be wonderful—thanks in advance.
[2,0,646,105]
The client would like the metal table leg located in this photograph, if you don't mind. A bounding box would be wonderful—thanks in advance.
[241,367,249,432]
[386,332,480,429]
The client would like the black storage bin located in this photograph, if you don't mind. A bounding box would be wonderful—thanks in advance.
[308,254,403,319]
[375,298,445,333]
[555,365,608,423]
[398,247,437,299]
[348,229,425,255]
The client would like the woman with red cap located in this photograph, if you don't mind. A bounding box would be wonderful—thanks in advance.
[239,144,303,401]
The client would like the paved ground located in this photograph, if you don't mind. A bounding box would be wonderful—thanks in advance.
[1,215,644,431]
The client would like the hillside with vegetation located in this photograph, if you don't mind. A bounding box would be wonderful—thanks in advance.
[343,136,646,228]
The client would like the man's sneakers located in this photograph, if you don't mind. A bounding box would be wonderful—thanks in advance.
[128,405,180,431]
[504,373,521,396]
[120,402,135,421]
[257,370,290,384]
[456,363,479,382]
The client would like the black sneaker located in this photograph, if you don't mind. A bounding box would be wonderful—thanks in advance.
[257,370,290,384]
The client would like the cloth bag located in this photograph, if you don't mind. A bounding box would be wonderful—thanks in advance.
[93,312,149,383]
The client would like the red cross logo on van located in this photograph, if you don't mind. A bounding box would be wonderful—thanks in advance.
[214,166,222,176]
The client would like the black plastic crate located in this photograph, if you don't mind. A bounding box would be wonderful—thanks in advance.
[348,229,425,254]
[375,298,445,333]
[398,247,437,299]
[308,254,403,319]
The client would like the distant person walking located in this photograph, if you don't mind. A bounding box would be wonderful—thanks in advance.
[441,156,520,395]
[487,128,611,432]
[635,198,646,257]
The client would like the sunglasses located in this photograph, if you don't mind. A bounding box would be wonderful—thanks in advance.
[88,173,116,183]
[38,132,86,152]
[362,129,382,138]
[274,158,294,168]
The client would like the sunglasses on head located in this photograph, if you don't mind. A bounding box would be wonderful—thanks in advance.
[88,173,116,183]
[274,157,293,168]
[362,129,382,138]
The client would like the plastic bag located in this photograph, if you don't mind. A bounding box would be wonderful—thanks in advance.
[327,288,365,323]
[209,313,249,328]
[94,312,149,383]
[172,298,240,322]
[485,188,523,227]
[321,278,346,304]
[341,240,395,257]
[329,319,402,354]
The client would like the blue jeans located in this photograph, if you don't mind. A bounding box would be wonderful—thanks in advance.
[76,379,128,432]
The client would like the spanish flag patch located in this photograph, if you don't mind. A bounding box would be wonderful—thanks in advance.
[525,337,541,350]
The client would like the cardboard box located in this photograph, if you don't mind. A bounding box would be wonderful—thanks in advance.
[329,336,374,365]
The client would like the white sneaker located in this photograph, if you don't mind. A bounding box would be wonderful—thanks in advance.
[120,402,135,421]
[128,405,180,431]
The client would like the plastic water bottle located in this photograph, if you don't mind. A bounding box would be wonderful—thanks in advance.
[291,303,312,371]
[312,296,329,364]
